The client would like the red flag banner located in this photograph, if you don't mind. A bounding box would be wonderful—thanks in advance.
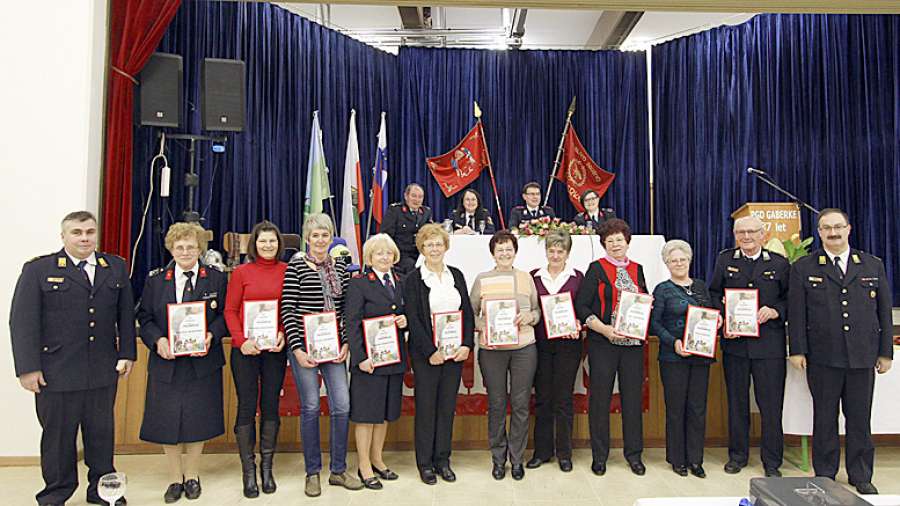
[426,122,488,197]
[554,122,615,213]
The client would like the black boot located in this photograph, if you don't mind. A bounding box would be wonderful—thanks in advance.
[259,420,280,494]
[235,424,259,498]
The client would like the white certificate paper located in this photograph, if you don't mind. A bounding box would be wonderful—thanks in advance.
[683,305,720,358]
[433,310,463,358]
[167,301,207,356]
[484,298,519,346]
[363,315,402,367]
[303,311,340,362]
[540,292,578,339]
[243,300,279,350]
[612,291,653,341]
[725,288,759,337]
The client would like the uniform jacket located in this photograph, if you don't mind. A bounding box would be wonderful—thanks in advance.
[788,248,893,369]
[573,208,616,234]
[9,249,136,392]
[448,208,496,235]
[709,248,790,359]
[381,202,433,254]
[136,261,228,383]
[403,265,475,360]
[508,205,555,230]
[345,268,407,375]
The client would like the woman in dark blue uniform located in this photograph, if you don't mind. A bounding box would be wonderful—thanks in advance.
[136,222,228,503]
[573,189,615,234]
[345,233,408,490]
[449,188,495,235]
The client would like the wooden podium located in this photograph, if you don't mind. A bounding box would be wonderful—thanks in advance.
[731,202,802,243]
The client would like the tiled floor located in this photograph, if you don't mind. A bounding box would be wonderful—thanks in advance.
[4,447,899,505]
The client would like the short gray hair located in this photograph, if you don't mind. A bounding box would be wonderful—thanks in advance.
[733,215,764,232]
[661,239,693,263]
[302,213,334,245]
[545,229,572,253]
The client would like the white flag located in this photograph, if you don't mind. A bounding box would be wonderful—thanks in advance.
[340,110,364,264]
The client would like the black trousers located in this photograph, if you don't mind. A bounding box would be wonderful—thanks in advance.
[807,363,875,484]
[659,361,710,467]
[532,340,583,460]
[411,355,463,469]
[230,348,287,427]
[35,385,117,505]
[587,339,644,464]
[722,354,785,469]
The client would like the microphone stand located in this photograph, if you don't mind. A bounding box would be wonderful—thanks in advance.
[749,171,820,214]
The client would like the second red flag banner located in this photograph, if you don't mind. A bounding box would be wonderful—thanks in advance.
[426,122,488,198]
[555,122,615,213]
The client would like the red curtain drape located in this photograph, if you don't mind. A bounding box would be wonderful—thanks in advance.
[101,0,181,258]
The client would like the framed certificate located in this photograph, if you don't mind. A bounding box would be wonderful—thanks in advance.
[612,291,653,341]
[540,292,578,339]
[682,305,720,358]
[484,298,519,346]
[725,288,759,337]
[363,315,402,367]
[243,300,279,350]
[303,311,341,363]
[167,301,207,356]
[432,310,463,358]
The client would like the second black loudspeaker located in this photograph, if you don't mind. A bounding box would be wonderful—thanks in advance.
[202,58,245,132]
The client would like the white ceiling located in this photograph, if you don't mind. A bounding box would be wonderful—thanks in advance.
[276,3,756,53]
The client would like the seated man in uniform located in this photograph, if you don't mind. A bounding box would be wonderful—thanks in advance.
[508,182,555,230]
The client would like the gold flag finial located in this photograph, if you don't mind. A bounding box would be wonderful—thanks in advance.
[473,101,482,119]
[567,96,576,117]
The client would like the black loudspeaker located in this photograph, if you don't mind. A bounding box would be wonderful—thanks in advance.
[139,52,182,128]
[202,58,245,132]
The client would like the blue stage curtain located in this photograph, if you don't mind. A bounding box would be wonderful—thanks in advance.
[130,1,398,288]
[652,14,900,297]
[398,47,651,231]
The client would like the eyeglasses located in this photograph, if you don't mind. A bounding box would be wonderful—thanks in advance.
[583,196,599,202]
[423,241,445,249]
[666,258,690,264]
[818,224,848,232]
[734,229,762,236]
[173,245,199,254]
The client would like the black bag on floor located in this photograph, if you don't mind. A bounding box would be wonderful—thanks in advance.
[749,477,872,506]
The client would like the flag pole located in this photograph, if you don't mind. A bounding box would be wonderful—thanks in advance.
[475,101,506,230]
[544,96,577,207]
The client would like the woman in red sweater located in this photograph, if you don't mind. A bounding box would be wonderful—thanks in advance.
[224,221,288,498]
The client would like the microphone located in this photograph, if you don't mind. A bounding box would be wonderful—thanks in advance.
[747,167,766,176]
[160,165,171,198]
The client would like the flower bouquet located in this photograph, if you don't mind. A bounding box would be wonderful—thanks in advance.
[512,216,595,238]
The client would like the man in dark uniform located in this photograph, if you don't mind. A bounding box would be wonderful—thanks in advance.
[508,182,555,230]
[788,208,893,495]
[9,211,135,506]
[380,183,432,276]
[709,215,789,477]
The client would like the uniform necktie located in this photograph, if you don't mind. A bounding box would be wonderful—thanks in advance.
[383,272,395,299]
[77,260,92,285]
[833,256,844,279]
[183,271,195,302]
[530,209,538,218]
[467,215,474,229]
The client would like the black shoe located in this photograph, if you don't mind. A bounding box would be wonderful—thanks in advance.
[688,464,706,478]
[235,424,260,498]
[511,464,525,480]
[357,469,383,490]
[184,478,201,500]
[672,465,688,476]
[373,466,399,481]
[525,456,549,469]
[259,420,280,494]
[87,495,127,505]
[853,482,879,495]
[764,467,782,477]
[419,467,437,485]
[724,460,745,474]
[164,482,184,503]
[492,463,506,480]
[436,466,457,482]
[591,461,606,476]
[558,458,573,472]
[629,461,646,476]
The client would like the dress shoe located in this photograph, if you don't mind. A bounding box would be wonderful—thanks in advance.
[511,464,525,480]
[688,464,706,478]
[373,466,399,481]
[437,466,457,482]
[764,467,782,477]
[183,478,201,500]
[629,461,647,476]
[419,467,437,485]
[164,482,184,503]
[672,465,688,476]
[330,471,364,490]
[558,458,573,472]
[853,482,879,495]
[356,469,383,490]
[724,460,745,474]
[492,463,506,480]
[87,497,127,506]
[526,456,549,469]
[305,474,321,497]
[591,461,607,476]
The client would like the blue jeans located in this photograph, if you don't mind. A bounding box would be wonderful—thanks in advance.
[288,354,350,475]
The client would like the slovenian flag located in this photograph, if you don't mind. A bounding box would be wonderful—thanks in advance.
[371,112,388,230]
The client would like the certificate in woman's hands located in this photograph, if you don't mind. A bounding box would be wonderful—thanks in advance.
[363,315,402,367]
[612,291,653,341]
[432,310,463,358]
[167,301,208,356]
[682,306,720,358]
[303,311,340,362]
[540,292,578,339]
[244,300,279,350]
[484,298,519,346]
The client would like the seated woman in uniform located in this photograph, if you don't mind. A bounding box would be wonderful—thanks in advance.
[573,189,615,234]
[449,188,495,235]
[136,222,228,503]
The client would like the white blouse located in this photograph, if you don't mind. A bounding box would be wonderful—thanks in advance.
[420,264,462,314]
